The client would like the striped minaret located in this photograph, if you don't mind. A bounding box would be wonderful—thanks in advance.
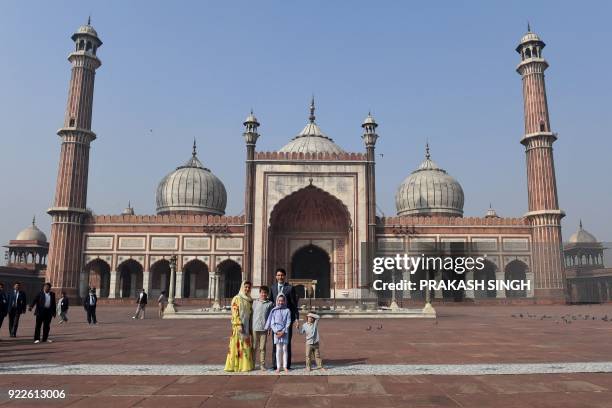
[46,19,102,299]
[516,26,566,301]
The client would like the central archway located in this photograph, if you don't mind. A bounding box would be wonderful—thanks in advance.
[267,185,352,297]
[291,245,331,298]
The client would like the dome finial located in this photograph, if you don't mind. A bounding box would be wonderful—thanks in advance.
[527,21,531,32]
[192,138,197,157]
[425,142,431,160]
[88,15,91,26]
[32,215,36,226]
[309,95,316,123]
[579,219,583,229]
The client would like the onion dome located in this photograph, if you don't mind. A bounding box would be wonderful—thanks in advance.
[568,220,598,244]
[16,217,47,242]
[156,141,227,215]
[279,97,346,154]
[395,144,464,217]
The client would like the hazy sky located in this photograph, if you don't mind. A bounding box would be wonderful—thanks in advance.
[1,1,611,263]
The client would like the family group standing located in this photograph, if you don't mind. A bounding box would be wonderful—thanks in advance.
[224,268,325,373]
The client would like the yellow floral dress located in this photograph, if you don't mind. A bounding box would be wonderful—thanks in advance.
[224,294,254,372]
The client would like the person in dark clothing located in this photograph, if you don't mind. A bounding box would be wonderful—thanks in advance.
[268,268,299,370]
[57,292,69,324]
[133,289,148,319]
[7,282,27,337]
[0,283,7,335]
[83,288,97,325]
[29,283,56,343]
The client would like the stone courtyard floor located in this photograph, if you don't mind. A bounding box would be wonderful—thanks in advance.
[1,304,612,407]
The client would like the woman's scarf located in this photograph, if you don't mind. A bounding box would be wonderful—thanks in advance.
[235,281,252,334]
[237,281,253,303]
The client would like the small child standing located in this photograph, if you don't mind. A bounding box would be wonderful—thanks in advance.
[252,286,274,371]
[264,294,292,373]
[297,312,324,371]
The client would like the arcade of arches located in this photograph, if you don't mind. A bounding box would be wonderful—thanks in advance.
[267,186,351,299]
[81,258,243,300]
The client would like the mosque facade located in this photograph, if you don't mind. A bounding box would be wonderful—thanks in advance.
[36,21,569,304]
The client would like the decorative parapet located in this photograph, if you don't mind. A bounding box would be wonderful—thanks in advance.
[87,214,245,226]
[254,151,367,161]
[378,215,528,227]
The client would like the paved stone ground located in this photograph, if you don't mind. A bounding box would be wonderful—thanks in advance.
[2,304,612,407]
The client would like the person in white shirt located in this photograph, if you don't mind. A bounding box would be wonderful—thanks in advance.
[57,292,69,324]
[157,291,168,318]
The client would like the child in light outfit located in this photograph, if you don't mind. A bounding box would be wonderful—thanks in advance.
[297,312,324,371]
[252,286,274,371]
[264,293,291,373]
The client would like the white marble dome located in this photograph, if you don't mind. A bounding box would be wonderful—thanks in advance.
[568,221,598,244]
[16,218,47,242]
[395,146,464,217]
[156,145,227,215]
[279,99,346,154]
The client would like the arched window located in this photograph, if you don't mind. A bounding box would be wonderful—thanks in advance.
[525,48,532,58]
[86,41,92,51]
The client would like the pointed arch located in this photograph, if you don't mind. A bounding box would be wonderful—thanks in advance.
[183,258,209,298]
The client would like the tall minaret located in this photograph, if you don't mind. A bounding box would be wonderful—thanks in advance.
[516,25,566,301]
[243,110,260,282]
[47,19,102,298]
[361,113,378,280]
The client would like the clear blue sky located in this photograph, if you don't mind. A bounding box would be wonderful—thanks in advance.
[1,1,611,262]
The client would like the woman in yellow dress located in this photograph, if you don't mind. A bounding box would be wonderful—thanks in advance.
[224,280,254,372]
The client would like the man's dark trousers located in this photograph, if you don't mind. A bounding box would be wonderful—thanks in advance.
[86,306,97,324]
[8,309,21,337]
[34,309,53,342]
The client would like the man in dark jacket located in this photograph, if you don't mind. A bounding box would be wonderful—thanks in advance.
[7,282,27,337]
[132,289,147,319]
[0,283,7,334]
[83,288,97,325]
[268,268,299,369]
[29,283,56,343]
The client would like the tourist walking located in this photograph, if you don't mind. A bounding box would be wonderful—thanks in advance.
[0,283,7,335]
[264,293,292,373]
[252,285,273,370]
[157,290,168,318]
[224,281,254,372]
[7,282,27,337]
[133,289,148,319]
[57,292,69,324]
[83,288,97,324]
[29,283,56,344]
[268,268,298,369]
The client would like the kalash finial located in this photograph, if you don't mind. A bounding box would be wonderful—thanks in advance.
[425,142,431,160]
[192,138,197,157]
[88,15,91,26]
[309,95,316,123]
[527,21,531,32]
[32,215,36,226]
[579,219,583,230]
